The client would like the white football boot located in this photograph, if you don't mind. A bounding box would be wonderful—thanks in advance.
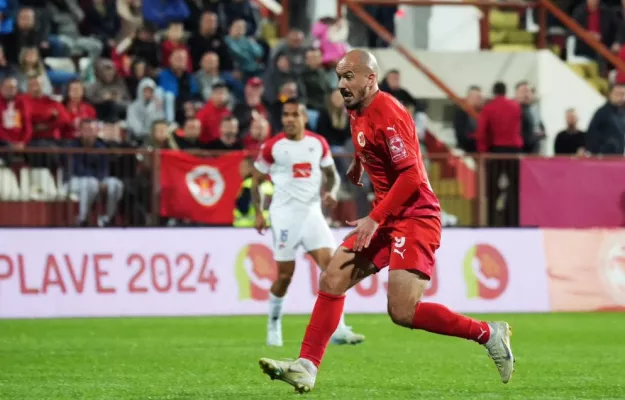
[330,325,366,345]
[484,321,515,383]
[259,358,316,394]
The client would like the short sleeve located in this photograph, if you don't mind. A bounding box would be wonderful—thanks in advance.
[318,136,334,168]
[254,142,274,174]
[380,109,418,171]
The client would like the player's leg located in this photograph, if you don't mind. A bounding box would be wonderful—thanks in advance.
[386,218,515,383]
[266,211,303,347]
[259,237,381,393]
[307,247,365,345]
[304,211,365,345]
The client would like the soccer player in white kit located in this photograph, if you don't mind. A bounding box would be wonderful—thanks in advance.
[251,99,365,347]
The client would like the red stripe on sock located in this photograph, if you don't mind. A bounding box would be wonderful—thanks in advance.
[299,291,345,367]
[412,302,490,344]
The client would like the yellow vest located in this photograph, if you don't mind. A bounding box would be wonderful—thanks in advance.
[233,178,273,227]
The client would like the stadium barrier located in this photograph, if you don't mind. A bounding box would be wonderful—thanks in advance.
[1,226,623,319]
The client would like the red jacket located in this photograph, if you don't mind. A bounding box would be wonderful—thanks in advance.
[28,95,72,141]
[242,135,266,151]
[197,101,231,143]
[476,96,523,152]
[64,102,97,139]
[161,40,193,72]
[0,95,32,144]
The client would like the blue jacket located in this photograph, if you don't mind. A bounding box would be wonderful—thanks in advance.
[66,139,110,180]
[158,68,200,99]
[143,0,190,30]
[224,37,264,74]
[0,0,16,33]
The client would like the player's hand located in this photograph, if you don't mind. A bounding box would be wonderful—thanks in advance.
[344,216,379,251]
[254,214,268,235]
[346,158,364,187]
[323,193,338,209]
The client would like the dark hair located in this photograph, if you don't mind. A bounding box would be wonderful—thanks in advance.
[468,85,481,92]
[492,82,507,96]
[63,79,84,106]
[386,69,400,76]
[221,115,237,124]
[212,81,229,90]
[282,97,304,107]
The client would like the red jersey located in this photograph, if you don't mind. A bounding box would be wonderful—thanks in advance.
[350,91,440,222]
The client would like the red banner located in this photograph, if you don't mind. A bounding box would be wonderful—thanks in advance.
[520,158,625,228]
[159,151,245,224]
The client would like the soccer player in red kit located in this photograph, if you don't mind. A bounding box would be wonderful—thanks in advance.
[258,50,515,393]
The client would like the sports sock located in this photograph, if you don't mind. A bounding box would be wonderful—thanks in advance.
[299,291,345,367]
[335,313,347,331]
[412,302,491,344]
[268,293,284,325]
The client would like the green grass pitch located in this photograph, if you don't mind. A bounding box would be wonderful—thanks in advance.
[1,313,624,399]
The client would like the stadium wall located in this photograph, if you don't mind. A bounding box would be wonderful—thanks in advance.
[0,228,622,319]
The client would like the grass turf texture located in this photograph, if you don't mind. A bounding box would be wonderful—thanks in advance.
[0,313,624,399]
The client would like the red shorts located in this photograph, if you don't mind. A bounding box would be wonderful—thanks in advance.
[341,216,441,278]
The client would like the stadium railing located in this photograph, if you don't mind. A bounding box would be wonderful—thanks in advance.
[0,147,620,228]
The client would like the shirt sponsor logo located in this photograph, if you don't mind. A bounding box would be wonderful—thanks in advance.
[292,162,313,178]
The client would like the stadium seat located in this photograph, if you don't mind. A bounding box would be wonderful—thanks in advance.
[0,168,21,201]
[28,168,59,201]
[566,36,592,64]
[44,57,77,74]
[488,10,520,30]
[492,44,536,52]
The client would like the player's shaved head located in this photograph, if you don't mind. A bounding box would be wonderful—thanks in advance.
[336,49,380,111]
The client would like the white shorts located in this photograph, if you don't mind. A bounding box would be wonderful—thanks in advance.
[269,206,335,262]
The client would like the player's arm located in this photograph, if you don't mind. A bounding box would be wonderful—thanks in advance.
[368,118,422,224]
[252,144,273,234]
[319,136,341,208]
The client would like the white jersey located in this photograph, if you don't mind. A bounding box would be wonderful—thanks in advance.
[254,131,334,210]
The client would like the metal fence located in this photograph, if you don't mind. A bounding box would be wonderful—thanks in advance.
[0,147,596,228]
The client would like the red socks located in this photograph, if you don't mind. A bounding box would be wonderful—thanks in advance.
[299,291,345,367]
[412,302,491,344]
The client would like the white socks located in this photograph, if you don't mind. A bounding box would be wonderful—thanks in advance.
[268,292,284,325]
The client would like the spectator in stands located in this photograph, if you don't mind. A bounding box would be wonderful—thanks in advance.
[554,108,586,155]
[0,45,17,82]
[222,0,258,37]
[268,81,298,133]
[476,82,523,153]
[117,0,143,40]
[48,1,103,58]
[197,81,231,143]
[126,78,166,142]
[84,0,121,54]
[311,18,349,68]
[17,47,53,96]
[454,85,482,153]
[205,115,243,150]
[128,25,160,70]
[188,11,234,71]
[161,21,193,72]
[184,0,220,32]
[317,89,350,176]
[233,77,269,135]
[0,0,16,34]
[143,0,190,30]
[86,59,131,123]
[0,76,32,150]
[272,29,307,75]
[225,19,264,79]
[263,54,305,105]
[125,58,148,100]
[586,83,625,154]
[242,117,269,151]
[2,7,49,64]
[573,0,619,62]
[515,81,544,154]
[27,75,71,147]
[174,118,204,150]
[158,49,200,124]
[302,48,332,111]
[63,80,97,140]
[144,120,178,150]
[67,118,124,227]
[380,69,416,110]
[195,52,242,102]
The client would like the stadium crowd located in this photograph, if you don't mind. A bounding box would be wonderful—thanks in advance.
[0,0,622,227]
